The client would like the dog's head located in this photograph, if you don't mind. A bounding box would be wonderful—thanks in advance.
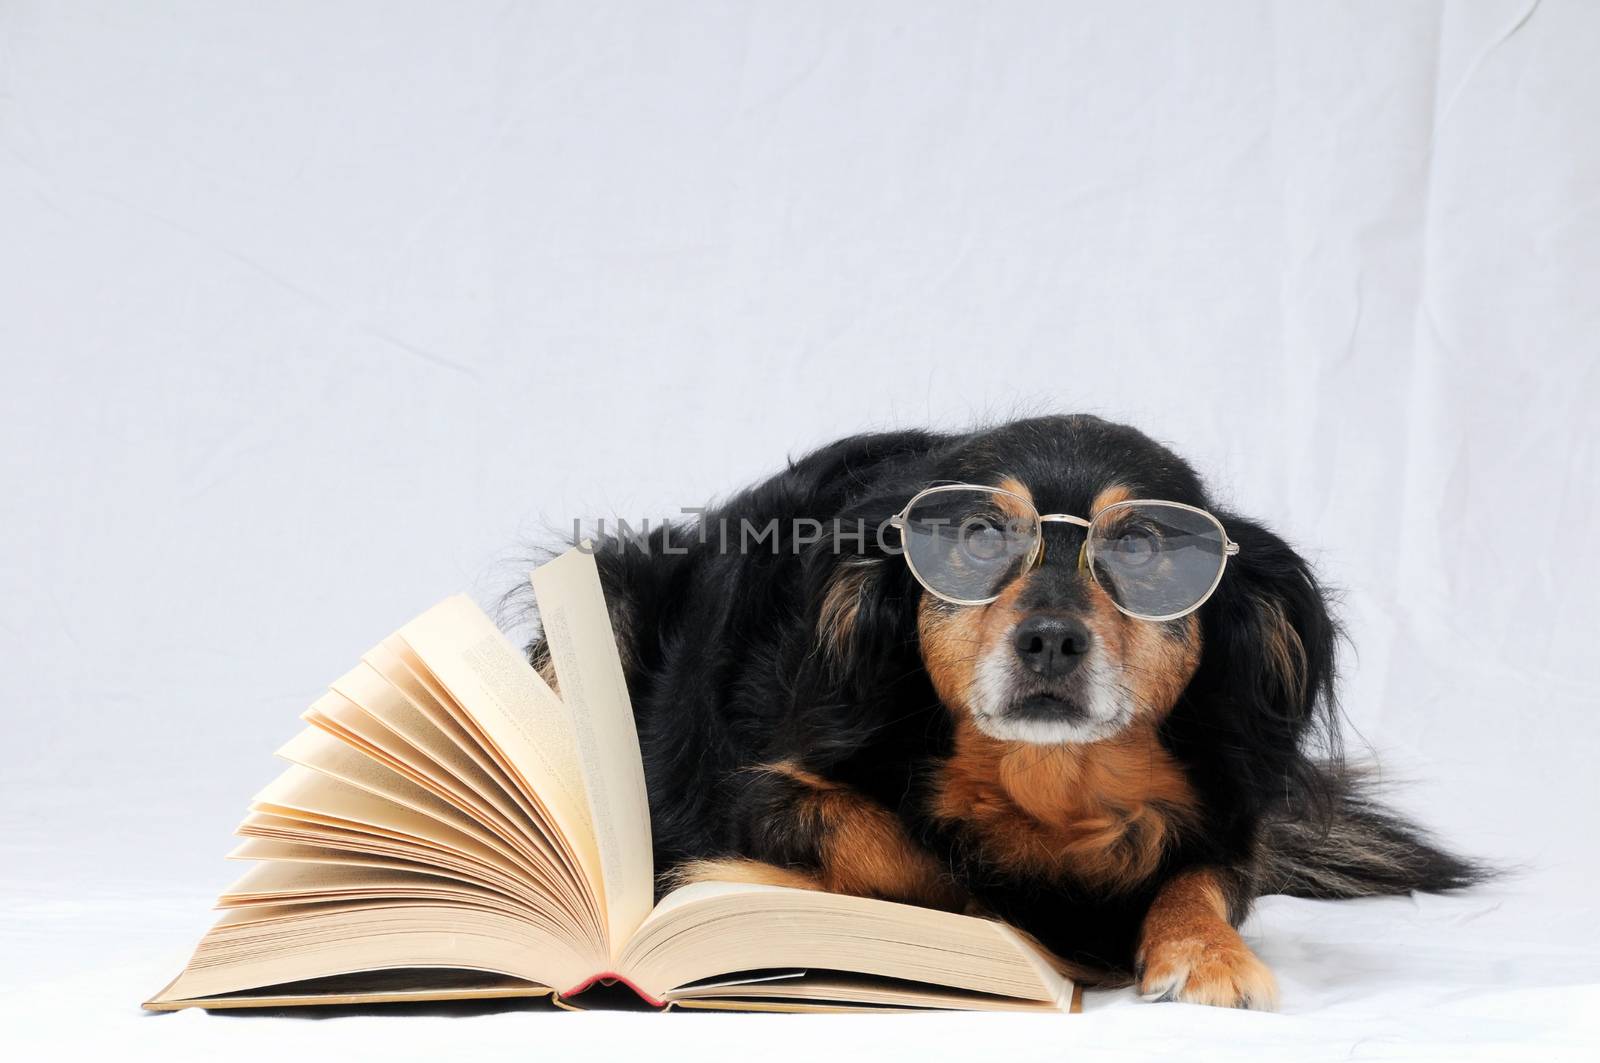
[812,415,1337,752]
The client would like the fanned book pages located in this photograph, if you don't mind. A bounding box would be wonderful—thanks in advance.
[145,547,1081,1014]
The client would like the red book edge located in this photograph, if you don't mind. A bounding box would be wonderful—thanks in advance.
[559,971,667,1009]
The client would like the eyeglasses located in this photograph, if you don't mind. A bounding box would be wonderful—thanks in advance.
[888,483,1240,621]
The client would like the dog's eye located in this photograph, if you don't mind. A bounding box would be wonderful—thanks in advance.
[1087,502,1230,619]
[901,489,1038,603]
[1109,527,1161,569]
[961,520,1008,562]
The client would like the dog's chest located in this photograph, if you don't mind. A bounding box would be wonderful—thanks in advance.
[928,723,1200,890]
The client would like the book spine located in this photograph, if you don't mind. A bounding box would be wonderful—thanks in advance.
[559,972,667,1009]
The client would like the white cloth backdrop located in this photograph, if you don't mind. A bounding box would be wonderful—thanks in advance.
[2,1,1596,1059]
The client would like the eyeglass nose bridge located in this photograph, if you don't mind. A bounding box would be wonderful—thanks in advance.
[1026,513,1091,570]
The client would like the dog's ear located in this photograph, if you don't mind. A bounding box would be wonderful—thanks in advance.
[813,555,890,675]
[805,549,923,690]
[1186,513,1341,799]
[795,504,922,695]
[775,534,923,766]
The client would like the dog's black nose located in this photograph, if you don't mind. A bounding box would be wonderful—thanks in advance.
[1013,614,1091,679]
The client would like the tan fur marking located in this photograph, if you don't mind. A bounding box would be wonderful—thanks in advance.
[994,476,1036,521]
[1090,483,1135,514]
[1138,868,1279,1009]
[1117,611,1203,716]
[762,761,965,909]
[664,763,963,909]
[932,717,1200,890]
[917,575,1031,715]
[822,796,965,908]
[664,857,824,893]
[762,759,832,792]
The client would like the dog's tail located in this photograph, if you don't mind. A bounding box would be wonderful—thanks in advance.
[1255,763,1492,899]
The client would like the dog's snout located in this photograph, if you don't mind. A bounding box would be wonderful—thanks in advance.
[1012,613,1091,680]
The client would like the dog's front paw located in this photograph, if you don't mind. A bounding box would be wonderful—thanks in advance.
[1137,926,1279,1010]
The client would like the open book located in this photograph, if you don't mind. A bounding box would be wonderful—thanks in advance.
[146,548,1080,1014]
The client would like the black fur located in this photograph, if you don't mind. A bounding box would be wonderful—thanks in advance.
[525,414,1486,979]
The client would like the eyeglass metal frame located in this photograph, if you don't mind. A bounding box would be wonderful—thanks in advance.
[887,482,1241,621]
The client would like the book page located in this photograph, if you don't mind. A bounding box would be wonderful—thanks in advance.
[145,970,557,1012]
[145,904,592,1007]
[252,763,515,874]
[670,974,1074,1013]
[620,881,1075,1012]
[329,661,539,834]
[530,546,654,951]
[269,725,593,923]
[395,596,603,904]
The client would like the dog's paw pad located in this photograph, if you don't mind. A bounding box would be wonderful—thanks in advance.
[1137,932,1278,1010]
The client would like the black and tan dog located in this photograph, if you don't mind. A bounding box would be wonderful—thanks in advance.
[526,415,1482,1008]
